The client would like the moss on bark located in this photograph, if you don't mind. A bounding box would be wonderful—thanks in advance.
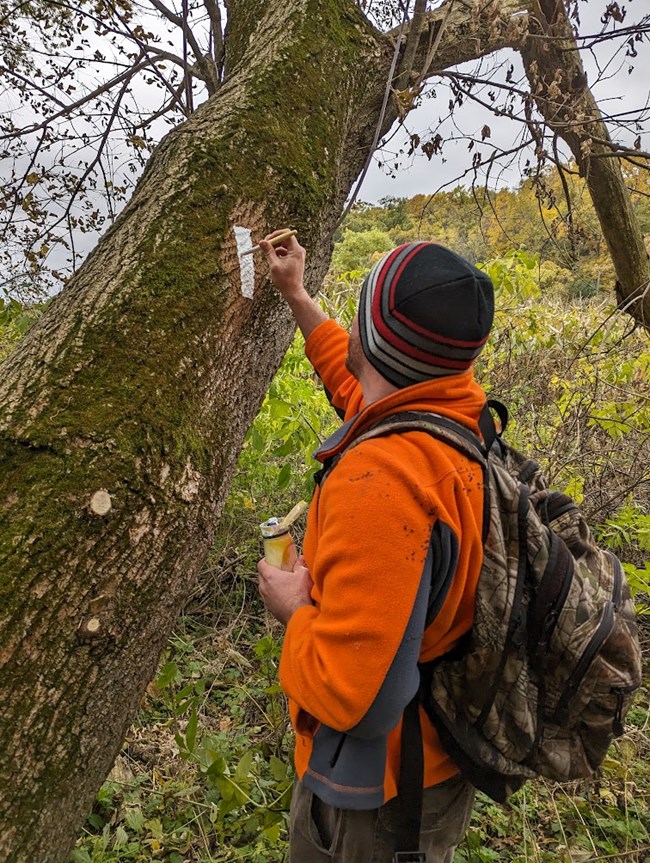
[0,3,391,861]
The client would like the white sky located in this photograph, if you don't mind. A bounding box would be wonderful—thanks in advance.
[360,0,649,202]
[2,0,648,294]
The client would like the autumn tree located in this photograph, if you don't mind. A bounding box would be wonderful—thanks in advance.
[1,2,649,861]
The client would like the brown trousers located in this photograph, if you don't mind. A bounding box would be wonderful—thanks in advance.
[289,774,475,863]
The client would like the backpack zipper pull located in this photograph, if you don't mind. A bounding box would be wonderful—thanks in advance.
[613,690,625,737]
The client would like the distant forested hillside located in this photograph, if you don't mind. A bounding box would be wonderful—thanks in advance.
[334,164,650,300]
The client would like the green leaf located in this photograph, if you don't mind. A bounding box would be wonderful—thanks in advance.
[216,776,235,802]
[277,463,292,489]
[235,749,254,781]
[87,812,104,830]
[174,682,196,705]
[269,755,287,781]
[272,440,294,457]
[155,661,179,690]
[251,424,264,452]
[185,708,198,753]
[262,821,282,842]
[264,683,283,696]
[101,823,111,850]
[254,634,274,657]
[144,818,163,839]
[96,783,115,806]
[125,808,146,833]
[198,739,226,777]
[113,825,128,847]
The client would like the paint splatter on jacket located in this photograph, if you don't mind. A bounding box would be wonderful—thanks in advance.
[279,318,487,808]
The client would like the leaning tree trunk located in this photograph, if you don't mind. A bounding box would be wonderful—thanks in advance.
[521,0,650,324]
[0,1,527,860]
[0,3,391,859]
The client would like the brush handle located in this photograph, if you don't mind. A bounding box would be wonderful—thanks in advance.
[239,229,298,256]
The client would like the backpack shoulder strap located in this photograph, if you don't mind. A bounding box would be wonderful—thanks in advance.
[350,410,489,468]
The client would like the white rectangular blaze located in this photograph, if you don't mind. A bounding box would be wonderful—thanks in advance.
[233,225,255,299]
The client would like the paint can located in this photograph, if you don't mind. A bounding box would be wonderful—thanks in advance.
[260,517,297,571]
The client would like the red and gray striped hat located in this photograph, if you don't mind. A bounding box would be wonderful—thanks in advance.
[358,242,494,388]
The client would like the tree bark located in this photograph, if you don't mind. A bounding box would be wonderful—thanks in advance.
[0,3,394,859]
[521,0,650,324]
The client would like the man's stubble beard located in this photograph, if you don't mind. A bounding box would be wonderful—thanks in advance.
[345,333,364,380]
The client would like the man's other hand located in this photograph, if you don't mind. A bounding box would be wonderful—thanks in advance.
[257,555,314,626]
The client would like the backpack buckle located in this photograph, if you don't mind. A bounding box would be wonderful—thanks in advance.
[392,854,427,862]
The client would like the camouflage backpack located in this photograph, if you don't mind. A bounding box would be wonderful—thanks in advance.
[350,403,643,802]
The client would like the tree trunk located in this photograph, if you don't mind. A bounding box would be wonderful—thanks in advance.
[521,0,650,324]
[0,3,395,859]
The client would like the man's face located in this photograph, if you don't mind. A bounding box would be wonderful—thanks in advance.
[345,314,365,380]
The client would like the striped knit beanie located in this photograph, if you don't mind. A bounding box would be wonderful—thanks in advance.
[358,242,494,388]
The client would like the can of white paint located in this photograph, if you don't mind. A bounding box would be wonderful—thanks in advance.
[260,518,298,571]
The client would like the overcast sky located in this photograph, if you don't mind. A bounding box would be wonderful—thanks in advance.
[359,1,649,203]
[3,0,648,295]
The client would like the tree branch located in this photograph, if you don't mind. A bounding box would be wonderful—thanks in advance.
[395,0,426,90]
[203,0,225,76]
[521,0,650,325]
[0,57,151,140]
[146,0,219,95]
[30,74,133,261]
[393,0,529,79]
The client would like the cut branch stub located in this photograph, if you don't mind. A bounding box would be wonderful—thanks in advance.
[89,490,112,517]
[78,617,102,638]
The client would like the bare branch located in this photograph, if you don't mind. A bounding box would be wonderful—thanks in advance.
[0,64,68,109]
[1,128,48,245]
[587,136,650,162]
[146,0,218,94]
[130,81,186,130]
[203,0,225,75]
[417,139,535,225]
[395,0,426,90]
[414,0,457,88]
[0,57,151,141]
[107,1,192,112]
[553,133,577,259]
[34,74,134,266]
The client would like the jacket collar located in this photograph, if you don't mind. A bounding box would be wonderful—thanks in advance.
[314,370,487,464]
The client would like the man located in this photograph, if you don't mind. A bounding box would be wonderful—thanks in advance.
[257,229,494,862]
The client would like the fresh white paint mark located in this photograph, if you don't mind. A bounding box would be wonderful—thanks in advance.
[233,225,255,298]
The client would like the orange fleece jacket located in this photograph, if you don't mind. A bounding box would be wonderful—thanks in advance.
[279,318,487,803]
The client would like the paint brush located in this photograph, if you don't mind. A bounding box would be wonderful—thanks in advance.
[239,229,298,257]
